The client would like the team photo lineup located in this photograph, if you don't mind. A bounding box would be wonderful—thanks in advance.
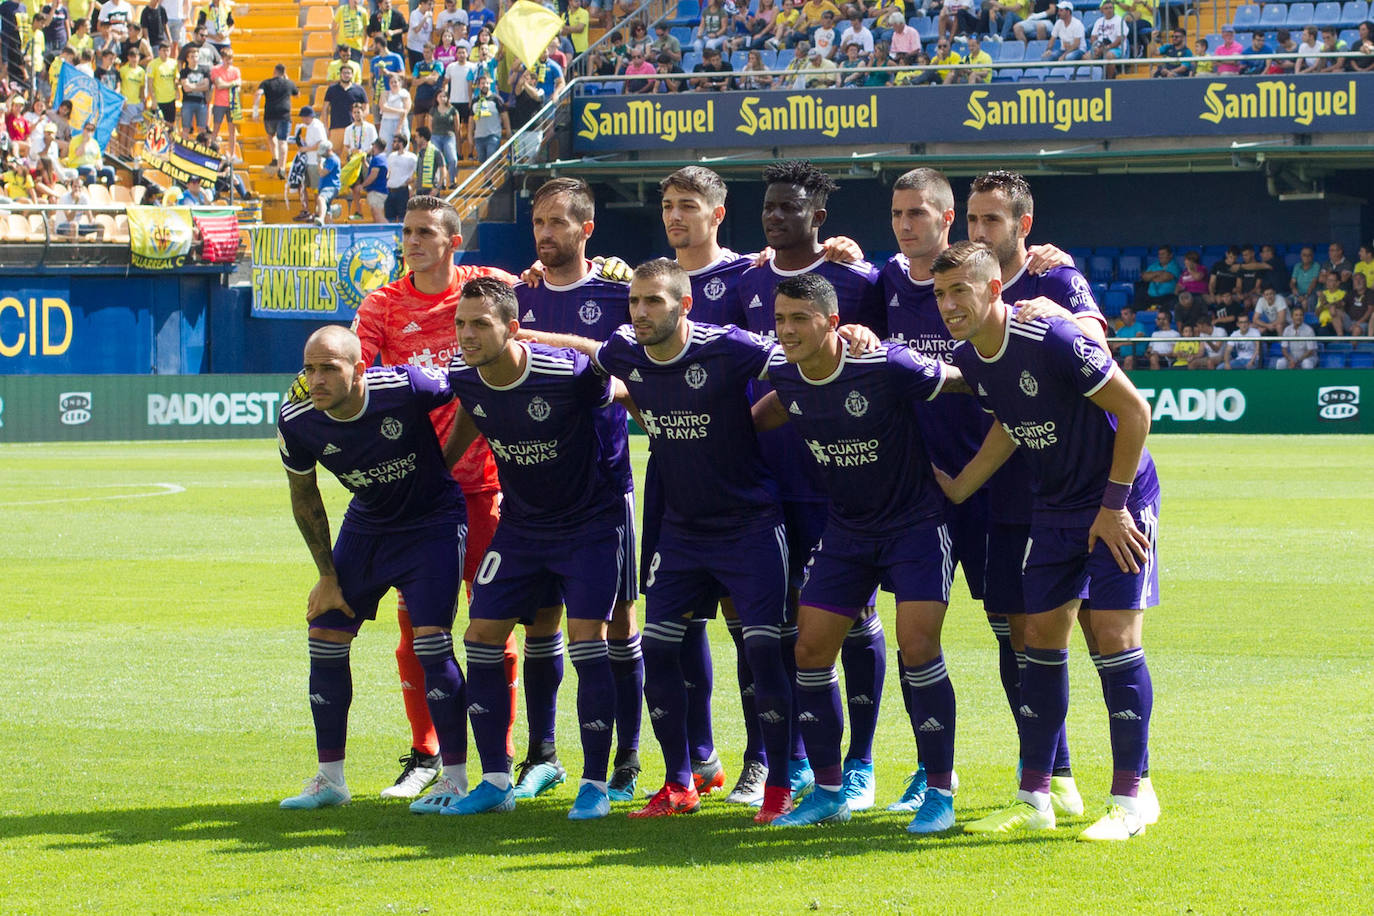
[276,160,1161,841]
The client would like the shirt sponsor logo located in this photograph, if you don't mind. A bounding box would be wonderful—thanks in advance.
[1073,336,1109,374]
[59,391,92,425]
[1317,385,1359,421]
[401,321,422,334]
[487,437,559,465]
[638,409,710,440]
[338,451,418,487]
[1001,419,1058,449]
[805,437,879,467]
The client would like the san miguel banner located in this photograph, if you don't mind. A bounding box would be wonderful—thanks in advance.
[573,73,1372,152]
[250,225,404,320]
[127,206,195,270]
[139,114,223,183]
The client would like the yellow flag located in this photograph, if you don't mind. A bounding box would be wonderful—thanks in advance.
[493,0,564,71]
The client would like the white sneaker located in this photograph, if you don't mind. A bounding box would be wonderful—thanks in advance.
[1079,798,1146,841]
[280,773,350,810]
[380,748,440,800]
[1137,776,1160,825]
[409,774,467,814]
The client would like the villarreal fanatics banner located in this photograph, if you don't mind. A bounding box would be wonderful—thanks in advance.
[250,225,404,320]
[127,207,195,271]
[572,73,1373,153]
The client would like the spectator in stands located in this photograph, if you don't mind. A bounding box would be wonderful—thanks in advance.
[838,10,873,55]
[443,44,475,151]
[48,99,73,152]
[960,36,994,84]
[45,0,71,53]
[54,180,95,234]
[744,0,779,50]
[545,37,569,72]
[1208,246,1242,303]
[812,9,841,59]
[4,97,30,158]
[335,0,369,57]
[796,0,843,43]
[887,15,920,61]
[1013,0,1056,43]
[1290,245,1321,308]
[1295,25,1321,73]
[435,0,466,35]
[1174,289,1205,331]
[1212,288,1240,333]
[1224,313,1262,369]
[1240,30,1271,75]
[292,104,327,220]
[1212,25,1245,75]
[929,39,962,84]
[209,45,240,154]
[434,29,462,68]
[343,99,378,165]
[892,50,932,85]
[187,22,221,69]
[428,90,457,182]
[251,63,296,179]
[988,0,1030,43]
[1356,242,1374,290]
[1043,1,1086,62]
[326,46,364,83]
[1,158,34,201]
[378,72,412,145]
[779,40,809,86]
[310,139,339,225]
[692,45,738,90]
[1086,0,1127,76]
[1351,21,1374,72]
[561,0,591,56]
[404,0,434,71]
[506,62,547,157]
[197,0,232,55]
[383,132,414,221]
[694,0,732,55]
[75,47,95,78]
[410,125,445,197]
[68,15,93,59]
[126,20,154,65]
[1347,272,1371,333]
[655,50,689,92]
[178,45,211,134]
[67,119,115,185]
[1192,37,1215,75]
[1170,323,1203,368]
[466,0,495,35]
[1140,245,1180,311]
[650,21,682,63]
[838,41,869,85]
[31,153,64,203]
[468,72,507,162]
[149,41,178,125]
[1317,271,1351,335]
[357,138,387,222]
[99,0,134,28]
[1110,304,1148,369]
[1276,306,1319,369]
[938,0,981,44]
[1252,284,1289,334]
[1264,28,1297,73]
[1146,309,1180,370]
[625,22,651,60]
[768,0,800,48]
[171,173,213,205]
[1315,26,1349,72]
[1323,242,1354,291]
[1190,313,1223,368]
[115,45,146,153]
[624,46,657,92]
[370,0,407,57]
[531,46,566,97]
[1121,0,1152,55]
[411,43,444,132]
[95,46,121,92]
[864,39,893,84]
[324,63,368,155]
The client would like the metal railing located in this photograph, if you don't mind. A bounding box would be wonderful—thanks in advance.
[1110,333,1374,368]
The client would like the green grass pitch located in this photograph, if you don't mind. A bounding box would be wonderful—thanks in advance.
[2,435,1372,914]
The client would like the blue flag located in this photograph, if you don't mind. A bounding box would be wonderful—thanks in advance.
[52,62,125,150]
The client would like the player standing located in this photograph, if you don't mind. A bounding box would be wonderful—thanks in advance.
[732,160,886,809]
[439,278,630,820]
[932,241,1160,841]
[512,178,644,801]
[277,326,470,811]
[350,195,519,800]
[754,273,966,833]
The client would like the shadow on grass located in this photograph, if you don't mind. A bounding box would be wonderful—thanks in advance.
[2,796,1071,864]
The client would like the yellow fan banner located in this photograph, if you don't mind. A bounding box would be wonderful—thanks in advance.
[493,0,564,71]
[128,206,195,271]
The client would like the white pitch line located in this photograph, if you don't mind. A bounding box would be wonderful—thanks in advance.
[0,482,187,507]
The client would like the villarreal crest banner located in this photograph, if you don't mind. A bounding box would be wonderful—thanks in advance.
[52,61,124,149]
[138,113,223,183]
[128,207,195,271]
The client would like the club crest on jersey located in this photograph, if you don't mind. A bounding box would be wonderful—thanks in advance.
[1073,336,1109,373]
[684,363,708,389]
[579,300,602,325]
[1019,370,1039,397]
[703,276,727,301]
[380,417,403,439]
[844,390,869,418]
[527,396,552,421]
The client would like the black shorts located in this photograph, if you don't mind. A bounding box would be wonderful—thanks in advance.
[158,101,177,123]
[455,101,471,123]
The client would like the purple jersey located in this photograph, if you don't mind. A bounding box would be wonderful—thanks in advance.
[880,253,993,474]
[277,364,466,534]
[989,263,1109,524]
[949,313,1160,527]
[515,270,633,492]
[447,342,622,539]
[767,344,947,538]
[735,254,885,502]
[595,321,781,536]
[685,248,752,326]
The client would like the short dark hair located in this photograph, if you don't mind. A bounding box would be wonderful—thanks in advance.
[532,177,595,223]
[892,167,953,213]
[416,125,432,141]
[632,257,690,303]
[461,277,518,323]
[775,272,838,318]
[406,194,462,237]
[932,240,1000,283]
[969,170,1033,222]
[659,166,727,209]
[762,159,839,209]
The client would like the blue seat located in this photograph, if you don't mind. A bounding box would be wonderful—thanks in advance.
[1339,27,1359,45]
[598,80,621,94]
[998,42,1026,62]
[1204,34,1221,52]
[981,42,1002,60]
[1340,1,1369,25]
[1260,3,1288,26]
[1286,3,1315,27]
[1349,353,1374,368]
[1285,251,1304,269]
[681,51,702,71]
[1305,307,1320,325]
[670,26,694,46]
[1233,4,1262,28]
[1025,39,1049,58]
[1120,245,1149,259]
[730,50,749,69]
[1203,245,1229,262]
[915,18,938,39]
[1313,1,1343,25]
[1103,289,1129,318]
[1073,254,1088,275]
[1074,65,1104,79]
[668,0,702,26]
[1091,281,1110,304]
[1045,66,1073,80]
[1019,66,1046,81]
[992,67,1024,81]
[1082,11,1101,31]
[1321,352,1347,368]
[1089,255,1115,283]
[1118,255,1143,282]
[761,48,782,67]
[1094,246,1121,258]
[1110,280,1137,305]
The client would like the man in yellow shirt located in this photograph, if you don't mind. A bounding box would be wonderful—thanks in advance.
[334,0,368,54]
[560,0,590,56]
[117,46,147,152]
[150,41,179,123]
[326,46,364,83]
[931,41,962,82]
[956,34,992,82]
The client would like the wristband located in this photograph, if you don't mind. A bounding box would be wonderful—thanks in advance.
[1101,479,1132,511]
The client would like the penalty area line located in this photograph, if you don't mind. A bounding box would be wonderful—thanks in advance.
[0,482,187,507]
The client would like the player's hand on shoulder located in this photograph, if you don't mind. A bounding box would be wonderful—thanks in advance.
[1025,243,1073,275]
[1087,506,1151,574]
[821,235,864,264]
[594,255,633,283]
[287,370,310,404]
[521,259,547,287]
[751,246,773,267]
[306,575,355,622]
[838,323,881,354]
[1013,296,1071,323]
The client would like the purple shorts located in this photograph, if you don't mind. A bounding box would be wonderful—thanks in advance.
[539,488,637,608]
[944,489,989,601]
[1022,497,1161,614]
[471,522,624,625]
[645,521,789,629]
[982,522,1030,615]
[783,499,827,588]
[314,522,466,633]
[800,523,953,616]
[640,459,726,602]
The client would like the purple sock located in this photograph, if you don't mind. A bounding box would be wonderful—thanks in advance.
[681,618,715,761]
[308,638,352,763]
[608,633,643,754]
[523,633,564,760]
[1093,651,1147,775]
[568,639,616,783]
[1101,647,1152,797]
[640,619,691,787]
[742,628,793,789]
[896,649,915,723]
[726,618,764,764]
[464,640,512,775]
[795,666,843,788]
[904,653,956,791]
[413,632,467,767]
[1018,647,1069,796]
[841,613,885,764]
[781,621,807,761]
[988,616,1020,725]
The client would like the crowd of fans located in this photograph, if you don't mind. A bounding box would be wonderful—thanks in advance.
[1107,242,1374,370]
